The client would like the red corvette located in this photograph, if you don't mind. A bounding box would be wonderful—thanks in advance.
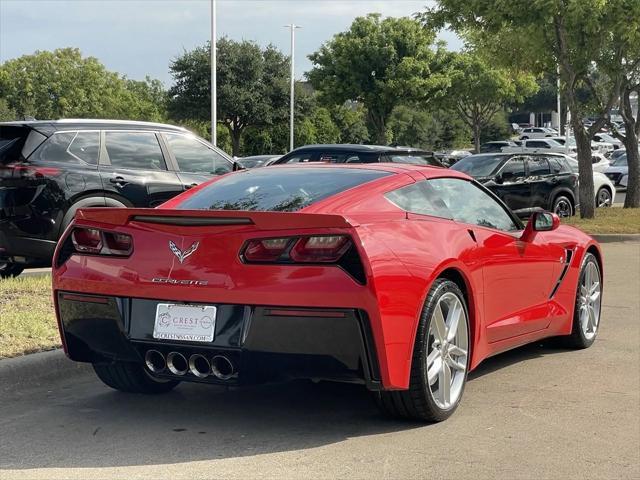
[52,164,603,421]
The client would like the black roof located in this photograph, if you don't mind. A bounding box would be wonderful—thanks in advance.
[0,119,188,136]
[287,144,432,154]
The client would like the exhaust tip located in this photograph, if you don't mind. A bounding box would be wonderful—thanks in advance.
[211,355,234,380]
[189,354,211,378]
[166,352,188,376]
[145,350,166,373]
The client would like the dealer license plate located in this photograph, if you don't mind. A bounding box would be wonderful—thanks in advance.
[153,304,217,342]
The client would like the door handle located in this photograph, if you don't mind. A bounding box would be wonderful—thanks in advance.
[184,183,198,189]
[109,176,128,187]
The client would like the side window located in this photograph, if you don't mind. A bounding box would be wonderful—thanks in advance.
[548,157,567,174]
[281,152,314,163]
[428,178,519,232]
[104,131,165,170]
[527,140,547,148]
[527,157,550,176]
[385,182,453,219]
[31,131,100,165]
[164,133,231,175]
[499,158,526,183]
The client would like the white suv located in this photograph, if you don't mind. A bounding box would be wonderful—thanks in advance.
[519,127,556,139]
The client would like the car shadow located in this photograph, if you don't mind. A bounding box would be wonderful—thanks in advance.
[2,341,572,470]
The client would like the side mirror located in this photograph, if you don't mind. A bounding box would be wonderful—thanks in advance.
[521,211,560,242]
[232,161,244,172]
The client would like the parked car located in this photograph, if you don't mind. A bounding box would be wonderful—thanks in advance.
[502,138,577,156]
[450,152,578,217]
[0,119,235,278]
[604,153,629,190]
[548,136,611,155]
[589,152,611,173]
[519,127,556,139]
[594,132,623,150]
[479,141,518,153]
[236,155,280,169]
[562,156,616,207]
[52,163,602,422]
[270,144,442,167]
[434,149,472,166]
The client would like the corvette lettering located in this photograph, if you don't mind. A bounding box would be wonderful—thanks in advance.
[151,278,209,286]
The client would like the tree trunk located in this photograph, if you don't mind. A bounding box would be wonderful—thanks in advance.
[366,110,388,145]
[227,124,242,157]
[623,127,640,208]
[573,124,596,218]
[473,123,481,153]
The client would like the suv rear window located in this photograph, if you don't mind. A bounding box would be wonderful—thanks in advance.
[0,126,43,163]
[176,167,391,212]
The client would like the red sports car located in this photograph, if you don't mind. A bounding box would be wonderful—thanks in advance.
[52,164,603,422]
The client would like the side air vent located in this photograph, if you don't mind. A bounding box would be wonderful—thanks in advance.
[549,247,575,299]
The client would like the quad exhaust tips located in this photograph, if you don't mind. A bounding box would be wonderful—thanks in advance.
[145,350,234,380]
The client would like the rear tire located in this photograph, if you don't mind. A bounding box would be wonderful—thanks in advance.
[374,279,470,422]
[93,362,179,394]
[552,194,574,217]
[596,187,612,208]
[0,262,24,279]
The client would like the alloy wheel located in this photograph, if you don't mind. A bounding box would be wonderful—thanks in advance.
[579,261,601,340]
[554,199,572,217]
[597,188,612,207]
[426,292,468,410]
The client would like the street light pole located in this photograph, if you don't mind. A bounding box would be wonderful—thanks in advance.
[211,0,217,146]
[285,24,301,152]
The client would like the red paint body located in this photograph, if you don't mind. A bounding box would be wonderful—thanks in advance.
[52,164,602,390]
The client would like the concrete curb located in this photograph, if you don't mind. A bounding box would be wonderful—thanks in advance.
[591,234,640,243]
[0,349,90,392]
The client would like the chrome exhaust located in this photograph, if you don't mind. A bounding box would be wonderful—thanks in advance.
[166,352,188,376]
[210,355,234,380]
[189,354,211,378]
[145,350,166,373]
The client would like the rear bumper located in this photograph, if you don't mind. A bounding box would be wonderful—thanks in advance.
[0,229,55,266]
[56,291,381,390]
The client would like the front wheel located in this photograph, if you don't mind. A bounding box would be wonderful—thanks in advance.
[560,253,602,349]
[374,279,469,422]
[93,361,179,394]
[596,187,612,208]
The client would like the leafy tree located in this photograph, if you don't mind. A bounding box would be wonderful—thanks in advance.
[308,14,451,144]
[423,0,631,217]
[168,38,289,156]
[446,53,537,152]
[388,105,471,150]
[0,98,16,121]
[331,103,369,144]
[0,48,166,121]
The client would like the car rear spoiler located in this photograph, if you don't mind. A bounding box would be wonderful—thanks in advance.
[75,208,357,229]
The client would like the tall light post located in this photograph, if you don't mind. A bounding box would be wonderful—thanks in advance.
[211,0,217,146]
[284,24,301,151]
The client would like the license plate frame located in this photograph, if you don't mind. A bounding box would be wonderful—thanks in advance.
[153,303,217,342]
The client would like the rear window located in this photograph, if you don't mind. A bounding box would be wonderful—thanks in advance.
[176,167,391,212]
[383,153,441,166]
[0,126,43,164]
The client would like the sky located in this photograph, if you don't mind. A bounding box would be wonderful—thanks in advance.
[0,0,462,87]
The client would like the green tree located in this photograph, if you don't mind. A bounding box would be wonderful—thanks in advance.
[423,0,633,217]
[0,48,167,121]
[0,98,16,121]
[388,105,471,150]
[446,53,537,152]
[168,38,289,156]
[308,14,450,144]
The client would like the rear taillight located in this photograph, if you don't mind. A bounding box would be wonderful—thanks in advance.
[70,227,133,256]
[290,235,351,263]
[242,235,352,264]
[0,164,61,179]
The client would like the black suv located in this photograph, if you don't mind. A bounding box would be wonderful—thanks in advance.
[450,152,578,218]
[270,144,441,166]
[0,120,234,277]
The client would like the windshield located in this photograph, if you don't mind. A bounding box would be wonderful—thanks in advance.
[611,154,627,166]
[450,154,507,177]
[176,167,391,212]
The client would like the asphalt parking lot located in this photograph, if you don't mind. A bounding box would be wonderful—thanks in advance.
[1,241,638,480]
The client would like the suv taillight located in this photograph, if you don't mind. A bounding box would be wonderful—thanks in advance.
[71,227,133,256]
[242,235,352,264]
